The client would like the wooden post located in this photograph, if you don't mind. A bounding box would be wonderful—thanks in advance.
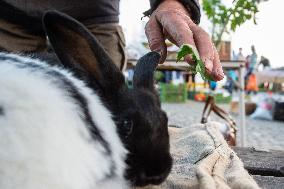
[239,63,246,147]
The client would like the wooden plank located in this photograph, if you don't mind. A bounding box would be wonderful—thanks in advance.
[253,175,284,189]
[233,147,284,177]
[127,60,245,71]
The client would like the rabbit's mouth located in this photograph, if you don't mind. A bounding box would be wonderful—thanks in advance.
[125,155,172,187]
[132,172,169,186]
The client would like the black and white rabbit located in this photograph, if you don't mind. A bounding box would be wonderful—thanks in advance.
[0,11,172,189]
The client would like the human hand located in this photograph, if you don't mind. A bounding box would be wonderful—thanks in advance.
[145,0,224,81]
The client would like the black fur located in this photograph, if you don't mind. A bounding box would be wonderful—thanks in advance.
[42,11,126,99]
[42,11,172,186]
[0,55,22,63]
[115,88,172,186]
[0,106,4,116]
[133,52,160,90]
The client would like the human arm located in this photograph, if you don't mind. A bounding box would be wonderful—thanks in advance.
[145,0,201,24]
[145,0,224,81]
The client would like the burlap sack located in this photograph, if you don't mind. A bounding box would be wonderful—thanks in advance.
[134,122,260,189]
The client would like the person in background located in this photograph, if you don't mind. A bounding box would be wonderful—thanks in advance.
[224,70,238,94]
[245,45,257,80]
[209,80,217,91]
[245,55,251,70]
[236,47,245,61]
[225,47,243,94]
[249,45,258,72]
[258,56,271,69]
[0,0,224,81]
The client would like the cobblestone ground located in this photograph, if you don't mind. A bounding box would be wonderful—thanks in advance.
[162,100,284,151]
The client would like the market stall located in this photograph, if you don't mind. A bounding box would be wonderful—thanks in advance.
[255,67,284,85]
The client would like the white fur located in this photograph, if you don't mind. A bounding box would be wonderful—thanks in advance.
[0,53,128,189]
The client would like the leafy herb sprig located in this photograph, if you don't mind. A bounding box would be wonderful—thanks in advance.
[177,44,214,81]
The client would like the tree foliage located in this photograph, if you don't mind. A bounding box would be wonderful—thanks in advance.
[202,0,259,48]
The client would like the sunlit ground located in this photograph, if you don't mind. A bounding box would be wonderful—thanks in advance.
[162,100,284,151]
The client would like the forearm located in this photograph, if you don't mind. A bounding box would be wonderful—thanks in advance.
[145,0,201,24]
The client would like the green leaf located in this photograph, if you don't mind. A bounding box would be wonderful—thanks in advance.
[177,44,214,81]
[176,45,193,62]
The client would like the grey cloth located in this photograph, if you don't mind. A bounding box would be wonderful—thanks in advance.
[134,122,260,189]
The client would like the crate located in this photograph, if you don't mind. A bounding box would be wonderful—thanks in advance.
[230,101,257,115]
[159,83,187,103]
[214,93,232,104]
[188,91,232,104]
[188,91,197,100]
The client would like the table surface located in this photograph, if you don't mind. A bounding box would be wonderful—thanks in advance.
[127,59,246,71]
[233,147,284,189]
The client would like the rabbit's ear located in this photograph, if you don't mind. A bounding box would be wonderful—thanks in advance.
[133,52,160,90]
[42,10,125,93]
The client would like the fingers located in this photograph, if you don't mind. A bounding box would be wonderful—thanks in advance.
[212,46,224,81]
[191,26,223,81]
[156,11,196,48]
[163,29,195,65]
[145,0,224,81]
[145,16,167,63]
[155,11,198,65]
[186,20,224,81]
[186,21,215,76]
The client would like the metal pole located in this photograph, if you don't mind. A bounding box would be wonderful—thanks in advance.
[239,63,246,147]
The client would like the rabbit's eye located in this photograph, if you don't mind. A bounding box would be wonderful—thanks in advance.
[119,120,133,137]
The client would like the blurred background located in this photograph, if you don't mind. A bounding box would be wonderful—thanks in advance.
[120,0,284,151]
[120,0,283,68]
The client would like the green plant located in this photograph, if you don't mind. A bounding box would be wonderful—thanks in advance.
[159,83,187,103]
[177,44,214,81]
[202,0,259,48]
[154,71,165,82]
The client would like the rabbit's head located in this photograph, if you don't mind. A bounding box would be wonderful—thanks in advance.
[115,54,172,186]
[43,11,172,187]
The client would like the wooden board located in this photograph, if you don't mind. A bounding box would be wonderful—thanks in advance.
[127,60,245,71]
[233,147,284,177]
[233,147,284,188]
[253,175,284,189]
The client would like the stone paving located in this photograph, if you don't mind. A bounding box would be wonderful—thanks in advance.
[162,100,284,151]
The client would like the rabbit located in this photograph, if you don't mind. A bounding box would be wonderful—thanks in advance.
[0,10,172,189]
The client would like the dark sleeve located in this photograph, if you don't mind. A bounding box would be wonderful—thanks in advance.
[144,0,201,24]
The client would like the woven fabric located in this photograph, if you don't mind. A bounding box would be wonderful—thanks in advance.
[134,122,260,189]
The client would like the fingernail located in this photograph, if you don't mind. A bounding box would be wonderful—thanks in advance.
[204,59,213,73]
[215,68,224,80]
[184,55,193,64]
